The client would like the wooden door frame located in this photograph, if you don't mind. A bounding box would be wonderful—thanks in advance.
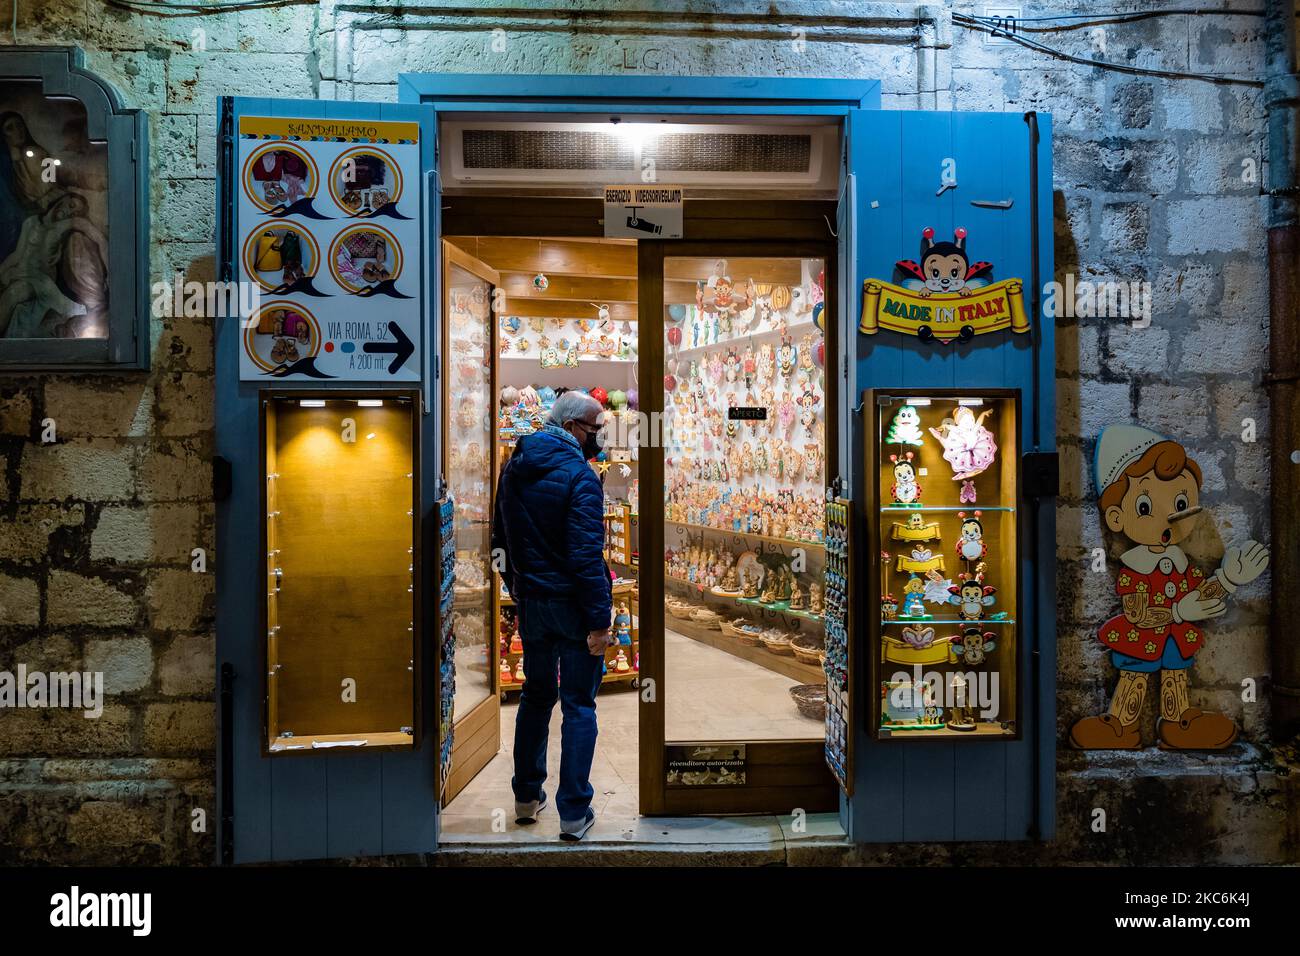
[437,198,841,815]
[439,241,504,806]
[638,236,840,816]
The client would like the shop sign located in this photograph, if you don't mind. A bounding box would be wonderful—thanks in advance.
[860,227,1030,345]
[666,744,747,786]
[603,184,683,239]
[235,116,423,381]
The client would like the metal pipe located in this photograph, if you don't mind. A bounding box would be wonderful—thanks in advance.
[1265,0,1300,740]
[1023,109,1043,840]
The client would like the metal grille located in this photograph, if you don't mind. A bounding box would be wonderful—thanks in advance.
[645,133,811,172]
[461,129,634,170]
[461,128,813,173]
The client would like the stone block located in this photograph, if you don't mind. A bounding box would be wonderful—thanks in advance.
[84,636,154,694]
[47,571,137,628]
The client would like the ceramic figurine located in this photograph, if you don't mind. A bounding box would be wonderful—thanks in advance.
[892,512,941,542]
[960,479,978,504]
[778,335,798,376]
[614,649,630,672]
[952,626,996,665]
[790,578,807,610]
[889,452,921,506]
[809,582,824,616]
[881,593,898,620]
[901,624,937,649]
[946,674,976,731]
[1070,425,1270,751]
[885,404,926,446]
[929,405,998,481]
[956,511,987,563]
[948,572,997,621]
[900,575,929,618]
[500,660,513,685]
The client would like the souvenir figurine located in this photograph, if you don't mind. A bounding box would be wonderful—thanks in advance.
[803,442,822,478]
[778,335,798,376]
[796,382,820,431]
[956,511,987,563]
[960,479,978,504]
[881,593,899,620]
[742,567,761,599]
[515,659,526,683]
[790,578,807,610]
[948,572,996,621]
[889,452,922,506]
[614,649,631,673]
[946,674,976,731]
[708,351,724,383]
[885,404,926,446]
[757,343,774,380]
[892,512,941,542]
[725,348,740,383]
[901,624,937,649]
[952,626,996,665]
[1069,425,1269,751]
[929,404,998,481]
[800,333,816,372]
[900,575,929,618]
[613,602,632,643]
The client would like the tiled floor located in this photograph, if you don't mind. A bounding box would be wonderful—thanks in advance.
[440,630,826,844]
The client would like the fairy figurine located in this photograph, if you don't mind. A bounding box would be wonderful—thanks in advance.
[929,405,998,481]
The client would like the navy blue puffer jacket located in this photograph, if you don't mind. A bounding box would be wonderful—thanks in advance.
[491,427,612,632]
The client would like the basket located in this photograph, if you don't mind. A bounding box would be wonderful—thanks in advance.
[737,626,765,646]
[690,608,723,629]
[667,601,696,621]
[723,618,763,640]
[791,634,825,665]
[761,630,795,656]
[790,683,827,720]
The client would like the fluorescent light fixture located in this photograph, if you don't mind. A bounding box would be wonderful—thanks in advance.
[958,399,984,407]
[357,399,383,407]
[299,399,325,407]
[366,432,376,440]
[905,398,932,406]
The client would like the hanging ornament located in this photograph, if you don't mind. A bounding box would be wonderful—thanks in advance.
[664,374,677,392]
[667,326,682,347]
[590,303,612,328]
[590,386,609,407]
[533,273,549,291]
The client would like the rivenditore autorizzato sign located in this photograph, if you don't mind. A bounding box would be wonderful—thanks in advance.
[860,227,1030,345]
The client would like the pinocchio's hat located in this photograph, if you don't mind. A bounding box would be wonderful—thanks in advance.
[1094,424,1166,493]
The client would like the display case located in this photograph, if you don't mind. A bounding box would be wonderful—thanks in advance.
[261,392,419,753]
[866,389,1020,739]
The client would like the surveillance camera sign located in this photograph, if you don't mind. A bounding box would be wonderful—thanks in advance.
[604,185,683,239]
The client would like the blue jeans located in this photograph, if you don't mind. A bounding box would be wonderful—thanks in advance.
[511,597,605,823]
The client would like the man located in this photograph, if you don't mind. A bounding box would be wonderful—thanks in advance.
[492,390,613,841]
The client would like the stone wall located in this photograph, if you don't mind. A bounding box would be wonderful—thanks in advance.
[0,1,1293,864]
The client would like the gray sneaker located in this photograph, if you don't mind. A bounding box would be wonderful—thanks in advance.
[559,809,596,842]
[515,791,548,825]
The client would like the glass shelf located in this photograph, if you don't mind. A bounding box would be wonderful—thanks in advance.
[880,506,1015,513]
[883,617,1016,625]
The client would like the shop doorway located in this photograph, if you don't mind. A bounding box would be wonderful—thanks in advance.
[436,215,839,835]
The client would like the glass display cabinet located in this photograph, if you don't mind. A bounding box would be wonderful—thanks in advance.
[865,389,1020,739]
[260,392,420,753]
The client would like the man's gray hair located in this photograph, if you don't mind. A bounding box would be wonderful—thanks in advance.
[547,390,603,427]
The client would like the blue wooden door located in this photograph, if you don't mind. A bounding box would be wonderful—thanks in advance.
[215,96,441,862]
[844,108,1056,842]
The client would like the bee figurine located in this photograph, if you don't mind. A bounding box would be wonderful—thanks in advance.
[952,625,997,665]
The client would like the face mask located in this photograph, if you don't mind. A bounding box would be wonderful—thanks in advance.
[579,426,602,460]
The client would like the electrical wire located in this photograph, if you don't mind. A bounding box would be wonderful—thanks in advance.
[954,12,1265,86]
[103,0,315,13]
[966,8,1266,26]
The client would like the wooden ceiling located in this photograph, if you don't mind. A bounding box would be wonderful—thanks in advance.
[446,236,805,315]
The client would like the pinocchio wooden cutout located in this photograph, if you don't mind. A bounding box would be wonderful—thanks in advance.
[1070,425,1270,750]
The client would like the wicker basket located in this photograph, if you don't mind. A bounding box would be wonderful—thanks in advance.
[790,683,827,720]
[667,601,696,621]
[791,634,825,665]
[761,630,795,656]
[690,608,723,629]
[737,626,765,646]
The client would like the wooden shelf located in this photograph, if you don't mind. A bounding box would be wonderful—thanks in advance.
[666,615,825,685]
[667,519,824,552]
[667,574,822,624]
[670,316,820,362]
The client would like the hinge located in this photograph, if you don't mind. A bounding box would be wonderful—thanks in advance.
[1022,451,1059,499]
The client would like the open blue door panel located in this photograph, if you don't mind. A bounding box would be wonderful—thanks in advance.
[215,95,440,863]
[846,108,1056,843]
